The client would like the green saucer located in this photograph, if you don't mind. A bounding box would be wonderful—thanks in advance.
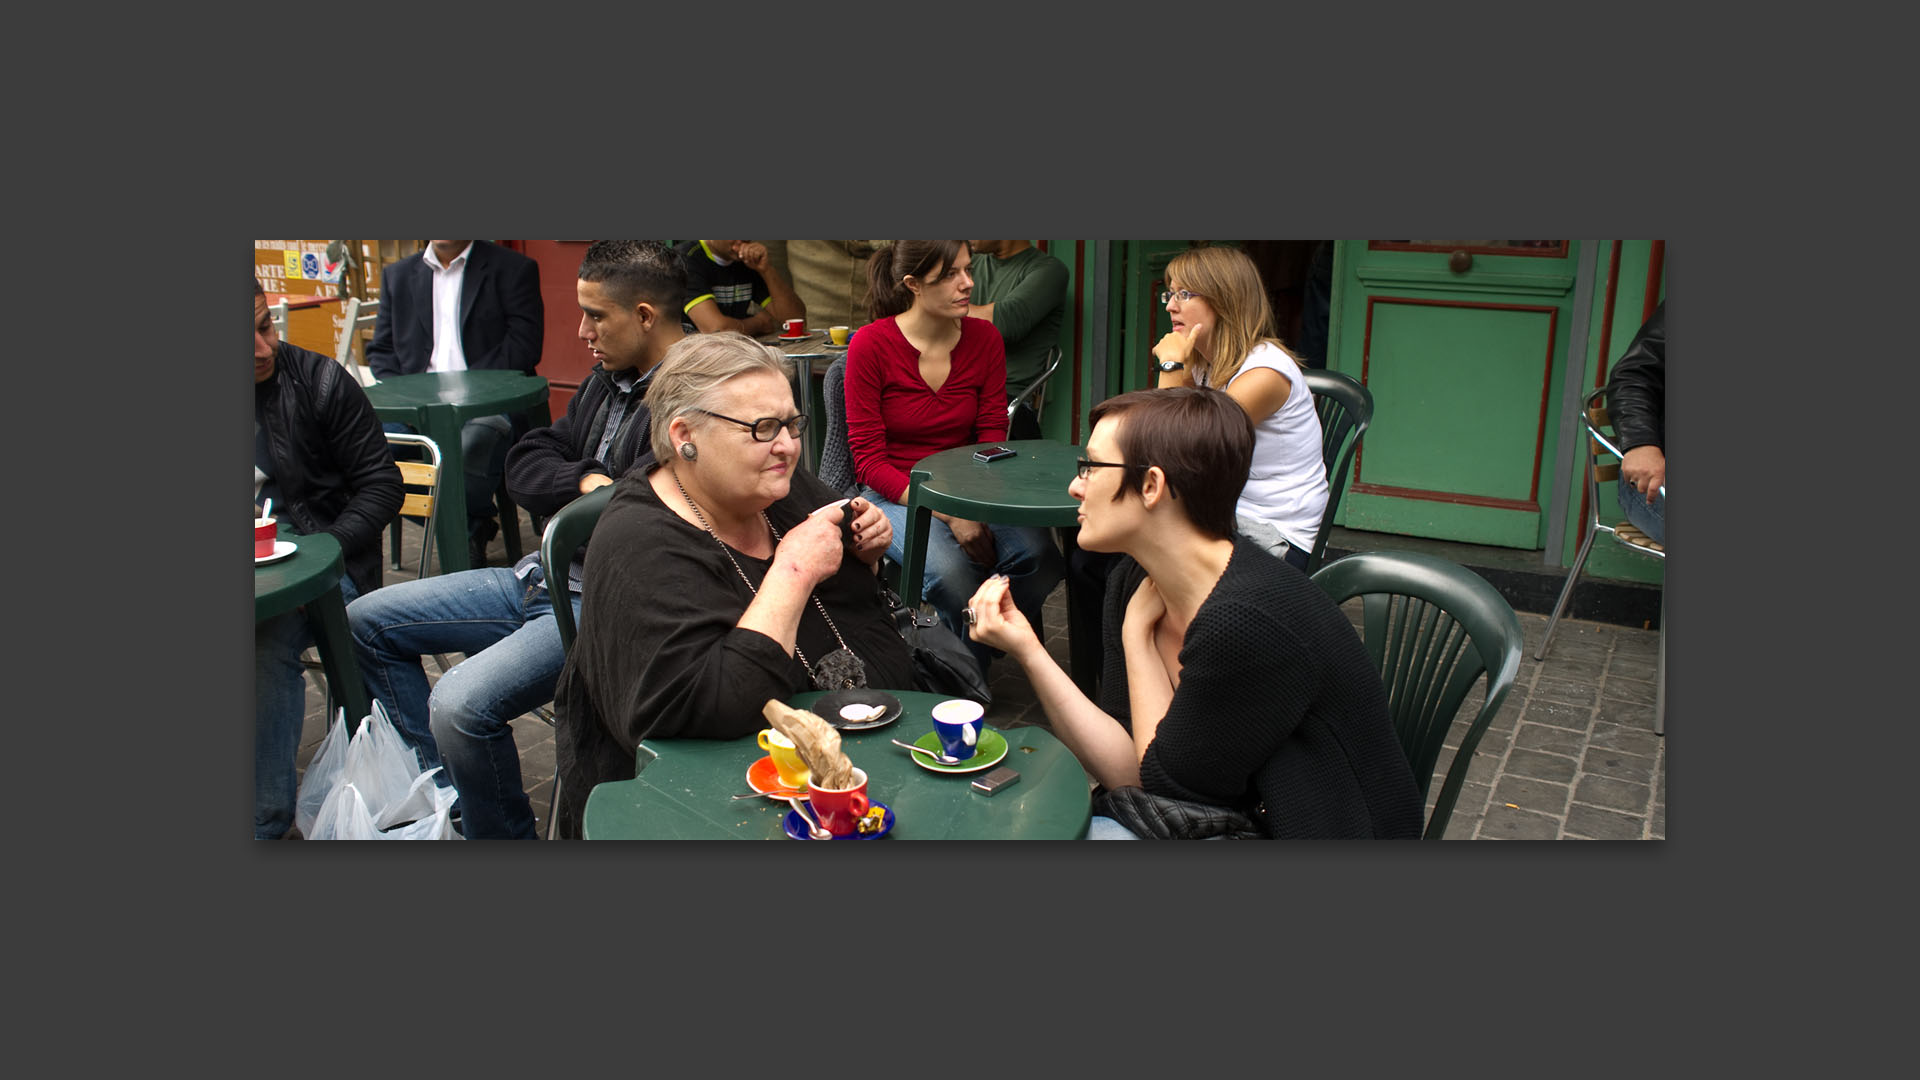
[909,728,1009,774]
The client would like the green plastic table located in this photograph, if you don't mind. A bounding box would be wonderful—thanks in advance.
[897,439,1101,692]
[362,371,552,574]
[581,690,1091,839]
[254,526,370,723]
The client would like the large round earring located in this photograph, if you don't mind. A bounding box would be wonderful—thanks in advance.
[679,443,698,461]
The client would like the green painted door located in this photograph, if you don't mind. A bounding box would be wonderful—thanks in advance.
[1328,241,1581,548]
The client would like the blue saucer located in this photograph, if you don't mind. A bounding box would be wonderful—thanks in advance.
[783,801,895,840]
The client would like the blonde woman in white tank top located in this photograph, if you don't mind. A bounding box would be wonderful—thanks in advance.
[1150,246,1326,570]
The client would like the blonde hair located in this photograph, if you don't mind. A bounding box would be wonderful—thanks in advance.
[645,331,794,462]
[1165,246,1299,387]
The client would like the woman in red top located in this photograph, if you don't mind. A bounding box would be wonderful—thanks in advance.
[845,240,1064,674]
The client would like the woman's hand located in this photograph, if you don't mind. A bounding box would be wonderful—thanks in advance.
[966,575,1039,660]
[844,496,891,565]
[944,515,998,567]
[1123,576,1168,649]
[772,509,845,587]
[1152,321,1208,374]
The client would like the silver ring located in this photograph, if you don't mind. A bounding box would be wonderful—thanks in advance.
[964,606,976,629]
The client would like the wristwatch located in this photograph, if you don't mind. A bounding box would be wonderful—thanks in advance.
[1157,359,1186,373]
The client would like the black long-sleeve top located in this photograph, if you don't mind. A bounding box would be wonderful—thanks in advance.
[1099,539,1424,839]
[552,465,915,837]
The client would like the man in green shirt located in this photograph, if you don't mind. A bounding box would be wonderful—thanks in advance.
[968,240,1069,437]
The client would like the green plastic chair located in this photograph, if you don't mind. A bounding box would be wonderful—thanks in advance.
[1311,549,1524,839]
[531,482,613,838]
[1301,369,1374,574]
[542,483,615,654]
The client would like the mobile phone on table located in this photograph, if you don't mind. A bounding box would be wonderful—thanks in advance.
[973,446,1018,463]
[971,767,1020,795]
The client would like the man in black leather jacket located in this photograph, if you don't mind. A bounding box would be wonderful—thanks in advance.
[1604,302,1665,545]
[254,278,402,839]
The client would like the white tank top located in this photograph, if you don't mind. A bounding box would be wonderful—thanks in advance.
[1197,342,1328,551]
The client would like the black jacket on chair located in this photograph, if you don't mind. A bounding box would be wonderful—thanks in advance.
[365,241,544,380]
[1605,303,1664,454]
[256,343,404,596]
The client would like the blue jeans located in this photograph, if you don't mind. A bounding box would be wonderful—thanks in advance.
[862,485,1064,672]
[256,573,360,840]
[1086,815,1140,840]
[386,413,514,535]
[348,566,578,840]
[1618,477,1665,546]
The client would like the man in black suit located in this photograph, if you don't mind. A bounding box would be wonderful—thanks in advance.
[367,240,545,565]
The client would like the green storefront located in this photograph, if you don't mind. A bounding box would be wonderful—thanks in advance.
[1023,240,1666,586]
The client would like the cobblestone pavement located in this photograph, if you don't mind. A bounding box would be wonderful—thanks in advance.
[289,515,1665,840]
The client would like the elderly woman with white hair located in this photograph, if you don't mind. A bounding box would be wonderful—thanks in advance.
[551,331,915,837]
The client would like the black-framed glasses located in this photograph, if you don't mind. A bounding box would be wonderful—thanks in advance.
[694,408,809,442]
[1158,288,1201,305]
[1076,458,1147,481]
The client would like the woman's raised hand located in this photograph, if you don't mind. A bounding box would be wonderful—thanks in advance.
[1122,575,1168,649]
[774,509,846,586]
[965,574,1037,658]
[1152,321,1207,372]
[844,496,891,563]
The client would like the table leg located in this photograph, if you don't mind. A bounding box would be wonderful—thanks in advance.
[419,403,469,574]
[307,582,371,723]
[898,495,933,611]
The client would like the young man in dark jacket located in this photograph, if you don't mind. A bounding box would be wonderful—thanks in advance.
[254,278,402,839]
[1605,302,1665,545]
[347,241,686,839]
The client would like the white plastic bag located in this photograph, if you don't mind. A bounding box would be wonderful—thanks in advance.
[340,701,421,816]
[294,707,351,839]
[302,700,459,840]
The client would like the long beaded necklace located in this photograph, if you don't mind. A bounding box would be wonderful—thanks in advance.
[670,467,867,690]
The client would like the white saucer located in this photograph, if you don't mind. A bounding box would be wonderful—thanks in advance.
[255,539,298,565]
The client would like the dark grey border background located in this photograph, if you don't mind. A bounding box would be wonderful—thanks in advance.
[58,14,1851,1068]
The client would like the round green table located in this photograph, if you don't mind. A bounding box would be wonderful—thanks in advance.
[581,690,1091,839]
[362,371,552,574]
[254,526,369,723]
[897,438,1100,692]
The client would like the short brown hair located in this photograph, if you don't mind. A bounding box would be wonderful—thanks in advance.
[1086,386,1253,539]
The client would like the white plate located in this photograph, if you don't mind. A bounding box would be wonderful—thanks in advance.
[255,539,298,565]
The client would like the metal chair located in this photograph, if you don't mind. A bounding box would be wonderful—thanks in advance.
[1008,345,1063,419]
[1300,368,1374,575]
[386,432,443,577]
[1535,385,1666,734]
[333,297,380,386]
[1312,550,1524,839]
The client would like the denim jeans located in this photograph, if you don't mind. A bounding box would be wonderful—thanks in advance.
[348,566,577,839]
[861,485,1064,672]
[1617,478,1665,546]
[386,413,515,535]
[256,573,360,840]
[1086,815,1140,840]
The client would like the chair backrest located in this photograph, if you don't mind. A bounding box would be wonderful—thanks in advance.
[1008,345,1064,419]
[540,483,616,654]
[386,432,442,577]
[1300,368,1374,574]
[819,355,857,496]
[1310,549,1524,839]
[334,297,380,384]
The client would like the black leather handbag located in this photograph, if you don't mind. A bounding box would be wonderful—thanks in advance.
[880,584,992,706]
[1094,786,1266,840]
